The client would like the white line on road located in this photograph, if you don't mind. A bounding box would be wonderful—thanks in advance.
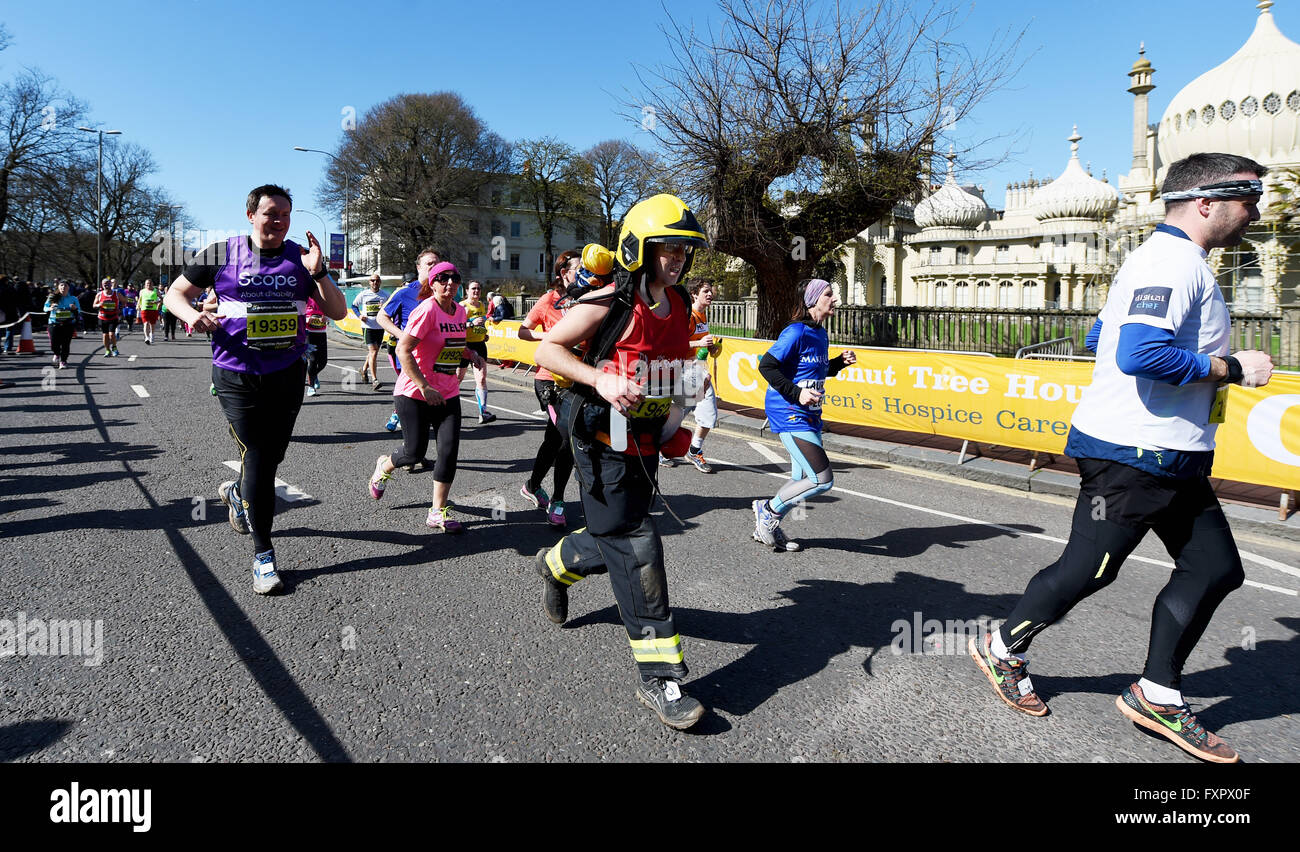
[711,455,1298,597]
[748,441,788,465]
[130,384,149,398]
[222,461,315,502]
[128,355,137,362]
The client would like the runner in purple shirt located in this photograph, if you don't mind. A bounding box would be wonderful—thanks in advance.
[164,184,347,594]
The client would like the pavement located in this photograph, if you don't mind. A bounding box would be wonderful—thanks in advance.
[1,328,1297,763]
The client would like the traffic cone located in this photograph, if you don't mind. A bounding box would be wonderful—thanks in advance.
[17,317,36,354]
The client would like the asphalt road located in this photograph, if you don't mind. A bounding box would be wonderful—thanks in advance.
[1,329,1297,763]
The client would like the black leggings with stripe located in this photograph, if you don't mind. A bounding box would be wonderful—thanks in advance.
[997,458,1244,689]
[212,361,306,553]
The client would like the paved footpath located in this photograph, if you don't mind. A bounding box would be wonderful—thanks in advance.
[1,331,1296,763]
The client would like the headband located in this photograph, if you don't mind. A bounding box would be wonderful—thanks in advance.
[803,278,831,307]
[1160,179,1262,202]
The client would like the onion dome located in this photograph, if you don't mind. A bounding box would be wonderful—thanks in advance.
[1158,1,1300,169]
[1033,127,1119,220]
[913,148,990,229]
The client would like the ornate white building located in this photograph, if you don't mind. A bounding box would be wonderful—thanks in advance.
[840,0,1300,313]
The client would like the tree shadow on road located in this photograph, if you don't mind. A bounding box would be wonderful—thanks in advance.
[567,570,1022,721]
[272,516,565,585]
[0,421,129,436]
[0,719,76,762]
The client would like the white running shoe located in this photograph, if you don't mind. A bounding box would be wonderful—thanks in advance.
[252,550,283,594]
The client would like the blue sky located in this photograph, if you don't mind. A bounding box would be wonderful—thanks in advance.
[3,0,1293,239]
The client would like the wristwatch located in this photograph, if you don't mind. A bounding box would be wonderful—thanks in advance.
[312,267,330,281]
[1222,354,1244,384]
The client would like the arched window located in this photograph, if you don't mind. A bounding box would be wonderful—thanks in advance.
[955,280,971,307]
[976,281,992,307]
[933,281,950,307]
[1022,279,1039,308]
[998,281,1016,308]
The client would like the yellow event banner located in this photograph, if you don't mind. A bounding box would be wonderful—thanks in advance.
[485,319,540,365]
[715,337,1300,491]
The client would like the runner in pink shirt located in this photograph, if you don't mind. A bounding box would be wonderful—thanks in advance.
[366,262,484,532]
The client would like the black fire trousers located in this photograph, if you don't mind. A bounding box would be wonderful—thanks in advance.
[541,394,687,681]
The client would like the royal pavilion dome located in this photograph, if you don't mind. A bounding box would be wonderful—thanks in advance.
[913,148,990,229]
[1033,127,1119,221]
[1158,1,1300,171]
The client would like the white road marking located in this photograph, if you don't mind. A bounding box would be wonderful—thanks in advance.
[748,440,788,465]
[711,454,1298,597]
[473,400,545,421]
[128,355,137,362]
[130,384,149,398]
[222,461,314,502]
[1239,551,1300,580]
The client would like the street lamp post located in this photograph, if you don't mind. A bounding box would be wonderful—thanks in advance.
[293,146,348,273]
[78,126,123,286]
[166,204,183,285]
[297,209,331,267]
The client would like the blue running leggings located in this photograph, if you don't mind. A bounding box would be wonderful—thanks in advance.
[770,430,833,517]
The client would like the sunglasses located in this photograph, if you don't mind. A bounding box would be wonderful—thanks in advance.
[435,273,462,284]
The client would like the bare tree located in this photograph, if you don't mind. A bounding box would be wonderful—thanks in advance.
[41,141,175,284]
[1,169,59,279]
[582,139,666,249]
[630,0,1019,335]
[318,92,510,264]
[513,137,593,275]
[0,68,89,235]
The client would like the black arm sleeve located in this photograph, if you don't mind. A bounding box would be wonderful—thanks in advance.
[759,351,802,404]
[180,241,227,291]
[827,354,848,378]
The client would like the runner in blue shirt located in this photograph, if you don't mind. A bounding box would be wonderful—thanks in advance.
[751,278,856,552]
[375,249,438,437]
[44,281,81,369]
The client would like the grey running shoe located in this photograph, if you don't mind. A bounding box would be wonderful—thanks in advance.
[752,499,778,547]
[686,450,713,473]
[637,677,704,730]
[218,480,250,535]
[770,524,801,552]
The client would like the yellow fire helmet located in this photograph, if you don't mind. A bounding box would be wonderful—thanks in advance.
[581,243,616,277]
[617,194,707,275]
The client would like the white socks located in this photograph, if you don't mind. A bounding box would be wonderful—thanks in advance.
[1138,678,1183,706]
[989,629,1026,663]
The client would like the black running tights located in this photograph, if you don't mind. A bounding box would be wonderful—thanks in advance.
[212,361,305,553]
[390,393,461,482]
[998,458,1244,689]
